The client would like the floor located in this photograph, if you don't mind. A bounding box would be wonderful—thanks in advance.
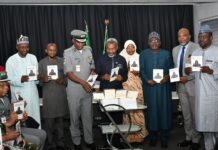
[43,114,206,150]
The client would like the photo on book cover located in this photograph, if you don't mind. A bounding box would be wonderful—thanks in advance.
[47,65,58,80]
[129,57,140,71]
[169,68,180,82]
[153,69,163,83]
[26,66,37,81]
[191,56,202,71]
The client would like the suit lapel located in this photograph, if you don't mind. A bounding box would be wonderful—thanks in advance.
[185,42,193,60]
[175,46,181,66]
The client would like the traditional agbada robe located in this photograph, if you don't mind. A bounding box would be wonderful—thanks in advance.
[6,53,41,125]
[192,45,218,132]
[140,49,173,131]
[120,40,148,143]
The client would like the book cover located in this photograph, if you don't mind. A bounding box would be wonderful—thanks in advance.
[153,69,163,83]
[191,56,202,71]
[110,67,119,82]
[47,65,58,80]
[129,57,140,71]
[13,101,25,119]
[26,66,37,81]
[87,74,98,86]
[169,68,180,82]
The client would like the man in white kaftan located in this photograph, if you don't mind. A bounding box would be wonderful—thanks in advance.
[6,35,41,126]
[186,25,218,150]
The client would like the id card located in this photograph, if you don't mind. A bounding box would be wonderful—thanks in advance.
[76,65,81,72]
[1,117,6,123]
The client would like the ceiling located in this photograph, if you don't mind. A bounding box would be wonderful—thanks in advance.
[0,0,217,5]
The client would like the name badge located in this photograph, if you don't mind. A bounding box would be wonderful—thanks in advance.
[76,65,81,72]
[1,117,6,123]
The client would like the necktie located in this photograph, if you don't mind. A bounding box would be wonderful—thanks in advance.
[179,46,185,76]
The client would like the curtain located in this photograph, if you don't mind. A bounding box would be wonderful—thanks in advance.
[0,5,193,65]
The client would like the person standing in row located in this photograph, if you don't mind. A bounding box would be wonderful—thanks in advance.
[172,28,201,150]
[186,24,218,150]
[120,39,148,143]
[64,29,97,150]
[6,35,41,126]
[39,43,68,150]
[140,31,173,148]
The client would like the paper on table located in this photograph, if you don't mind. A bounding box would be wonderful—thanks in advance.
[153,69,163,83]
[127,90,138,99]
[47,65,58,80]
[129,57,140,71]
[169,68,180,83]
[110,67,119,82]
[191,56,202,71]
[101,98,119,110]
[119,98,137,109]
[104,89,116,99]
[115,89,127,99]
[27,66,37,81]
[93,92,105,100]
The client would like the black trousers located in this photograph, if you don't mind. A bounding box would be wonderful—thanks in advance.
[44,117,65,147]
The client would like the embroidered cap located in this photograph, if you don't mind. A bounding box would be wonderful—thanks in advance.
[199,24,212,33]
[17,35,29,45]
[148,31,160,40]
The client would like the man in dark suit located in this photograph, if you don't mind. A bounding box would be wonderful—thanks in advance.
[172,28,201,150]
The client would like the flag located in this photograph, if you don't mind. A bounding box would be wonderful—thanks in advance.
[84,20,91,46]
[103,19,109,54]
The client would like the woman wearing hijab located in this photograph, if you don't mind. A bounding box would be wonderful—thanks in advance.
[120,40,148,144]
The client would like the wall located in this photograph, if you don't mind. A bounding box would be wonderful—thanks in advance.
[193,2,218,42]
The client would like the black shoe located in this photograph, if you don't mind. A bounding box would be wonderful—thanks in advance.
[56,145,66,150]
[74,144,82,150]
[149,140,157,147]
[161,141,168,148]
[87,143,99,150]
[47,145,57,150]
[177,140,192,147]
[215,140,218,150]
[56,142,66,150]
[189,143,200,150]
